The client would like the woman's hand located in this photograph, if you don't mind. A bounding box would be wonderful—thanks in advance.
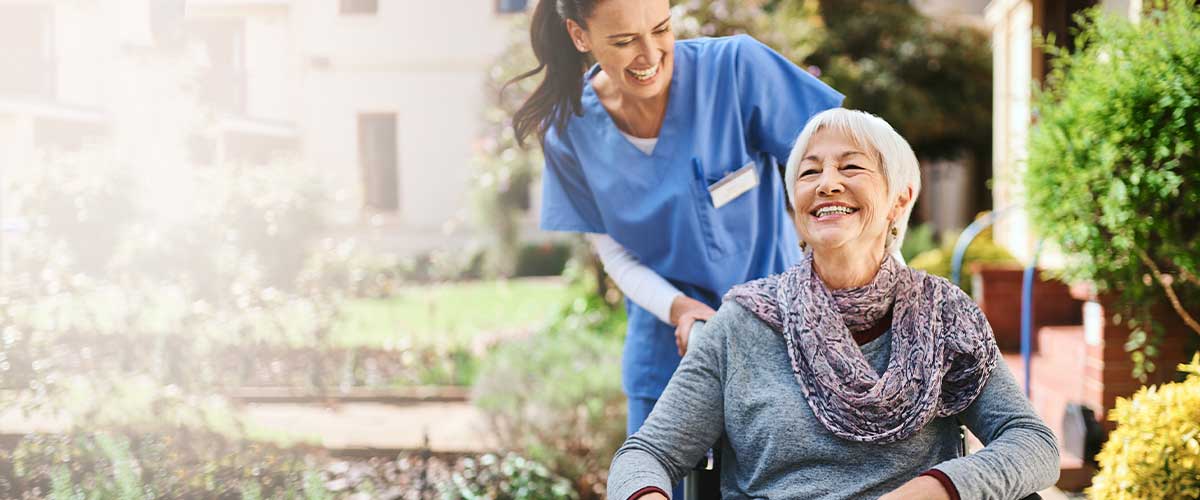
[878,475,951,500]
[670,295,716,356]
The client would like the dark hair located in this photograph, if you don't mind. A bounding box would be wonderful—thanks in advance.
[508,0,598,147]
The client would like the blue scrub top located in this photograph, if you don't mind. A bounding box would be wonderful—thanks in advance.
[539,34,843,400]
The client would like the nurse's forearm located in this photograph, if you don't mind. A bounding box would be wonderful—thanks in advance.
[586,233,682,323]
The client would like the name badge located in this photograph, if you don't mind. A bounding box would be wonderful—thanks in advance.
[708,162,758,209]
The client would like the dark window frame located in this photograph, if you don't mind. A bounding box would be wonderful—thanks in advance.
[358,113,400,213]
[187,18,247,114]
[339,0,379,15]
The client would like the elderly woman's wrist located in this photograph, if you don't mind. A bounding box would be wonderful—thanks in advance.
[628,486,668,500]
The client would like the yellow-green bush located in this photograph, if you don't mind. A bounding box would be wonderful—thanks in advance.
[908,224,1017,295]
[1088,354,1200,500]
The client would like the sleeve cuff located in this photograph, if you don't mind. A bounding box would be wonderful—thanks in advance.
[628,486,669,500]
[920,468,961,500]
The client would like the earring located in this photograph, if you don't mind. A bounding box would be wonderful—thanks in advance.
[799,240,807,251]
[890,226,899,237]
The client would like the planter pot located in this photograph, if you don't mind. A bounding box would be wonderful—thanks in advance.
[1082,293,1199,431]
[969,263,1083,352]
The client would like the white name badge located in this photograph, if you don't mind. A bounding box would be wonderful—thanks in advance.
[708,162,758,209]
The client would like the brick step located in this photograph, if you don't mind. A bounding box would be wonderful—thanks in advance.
[1056,450,1096,492]
[1002,347,1094,492]
[1032,325,1087,366]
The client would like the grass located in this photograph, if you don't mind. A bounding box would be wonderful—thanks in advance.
[330,277,571,350]
[7,277,572,352]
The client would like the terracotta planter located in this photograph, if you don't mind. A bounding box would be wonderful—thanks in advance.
[1081,294,1198,431]
[969,264,1083,352]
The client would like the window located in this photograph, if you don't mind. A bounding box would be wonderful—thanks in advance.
[189,19,246,113]
[0,4,55,97]
[358,113,399,212]
[496,0,528,14]
[340,0,378,15]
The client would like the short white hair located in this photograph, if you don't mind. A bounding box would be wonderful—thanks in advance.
[783,108,921,254]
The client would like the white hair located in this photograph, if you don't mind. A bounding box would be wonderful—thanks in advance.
[783,108,921,255]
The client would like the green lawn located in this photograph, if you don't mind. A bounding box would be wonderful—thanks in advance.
[330,277,571,350]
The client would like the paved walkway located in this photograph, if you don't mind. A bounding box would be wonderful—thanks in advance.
[1,399,497,454]
[241,400,497,453]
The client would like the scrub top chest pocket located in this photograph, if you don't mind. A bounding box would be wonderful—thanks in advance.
[709,162,759,208]
[692,159,759,260]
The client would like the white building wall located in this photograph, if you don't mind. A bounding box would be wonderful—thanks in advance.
[244,14,294,122]
[54,3,111,108]
[1,0,515,254]
[986,0,1034,263]
[986,0,1141,267]
[292,0,508,240]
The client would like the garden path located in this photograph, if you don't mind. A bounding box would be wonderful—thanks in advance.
[241,400,497,453]
[0,400,496,454]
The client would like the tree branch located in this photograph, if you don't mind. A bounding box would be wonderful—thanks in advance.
[1134,247,1200,336]
[1177,267,1200,287]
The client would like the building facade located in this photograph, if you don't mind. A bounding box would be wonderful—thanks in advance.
[985,0,1141,263]
[0,0,524,255]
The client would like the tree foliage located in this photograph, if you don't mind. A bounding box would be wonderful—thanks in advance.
[807,0,992,164]
[1025,0,1200,376]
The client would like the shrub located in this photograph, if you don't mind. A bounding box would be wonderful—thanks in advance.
[471,311,626,499]
[513,242,572,278]
[0,427,325,499]
[1025,0,1200,376]
[1087,354,1200,500]
[899,223,938,263]
[439,453,578,500]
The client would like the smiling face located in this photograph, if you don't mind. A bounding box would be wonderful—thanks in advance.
[793,128,907,255]
[566,0,674,101]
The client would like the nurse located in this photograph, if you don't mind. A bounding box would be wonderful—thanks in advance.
[511,0,842,441]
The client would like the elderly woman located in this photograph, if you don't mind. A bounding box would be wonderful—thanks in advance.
[607,109,1060,500]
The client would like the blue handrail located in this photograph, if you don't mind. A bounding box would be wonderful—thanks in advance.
[1020,239,1045,398]
[950,205,1020,286]
[949,206,1039,397]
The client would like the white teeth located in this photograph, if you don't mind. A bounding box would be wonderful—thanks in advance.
[629,64,659,81]
[815,206,855,217]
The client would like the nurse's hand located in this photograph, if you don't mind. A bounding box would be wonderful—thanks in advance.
[670,295,716,356]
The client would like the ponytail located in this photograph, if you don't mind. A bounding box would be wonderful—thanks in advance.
[508,0,597,147]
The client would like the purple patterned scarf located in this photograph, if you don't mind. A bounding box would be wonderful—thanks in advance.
[724,254,998,443]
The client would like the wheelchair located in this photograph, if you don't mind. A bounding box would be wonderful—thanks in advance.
[682,430,1044,500]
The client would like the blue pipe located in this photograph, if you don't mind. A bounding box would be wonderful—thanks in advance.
[1020,239,1045,398]
[950,205,1018,286]
[950,213,997,287]
[949,205,1039,397]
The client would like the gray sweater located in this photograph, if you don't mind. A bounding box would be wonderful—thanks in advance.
[608,302,1060,500]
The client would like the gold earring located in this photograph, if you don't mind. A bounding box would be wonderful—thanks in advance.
[799,240,807,250]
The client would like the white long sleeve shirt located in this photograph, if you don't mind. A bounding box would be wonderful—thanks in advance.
[586,233,682,325]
